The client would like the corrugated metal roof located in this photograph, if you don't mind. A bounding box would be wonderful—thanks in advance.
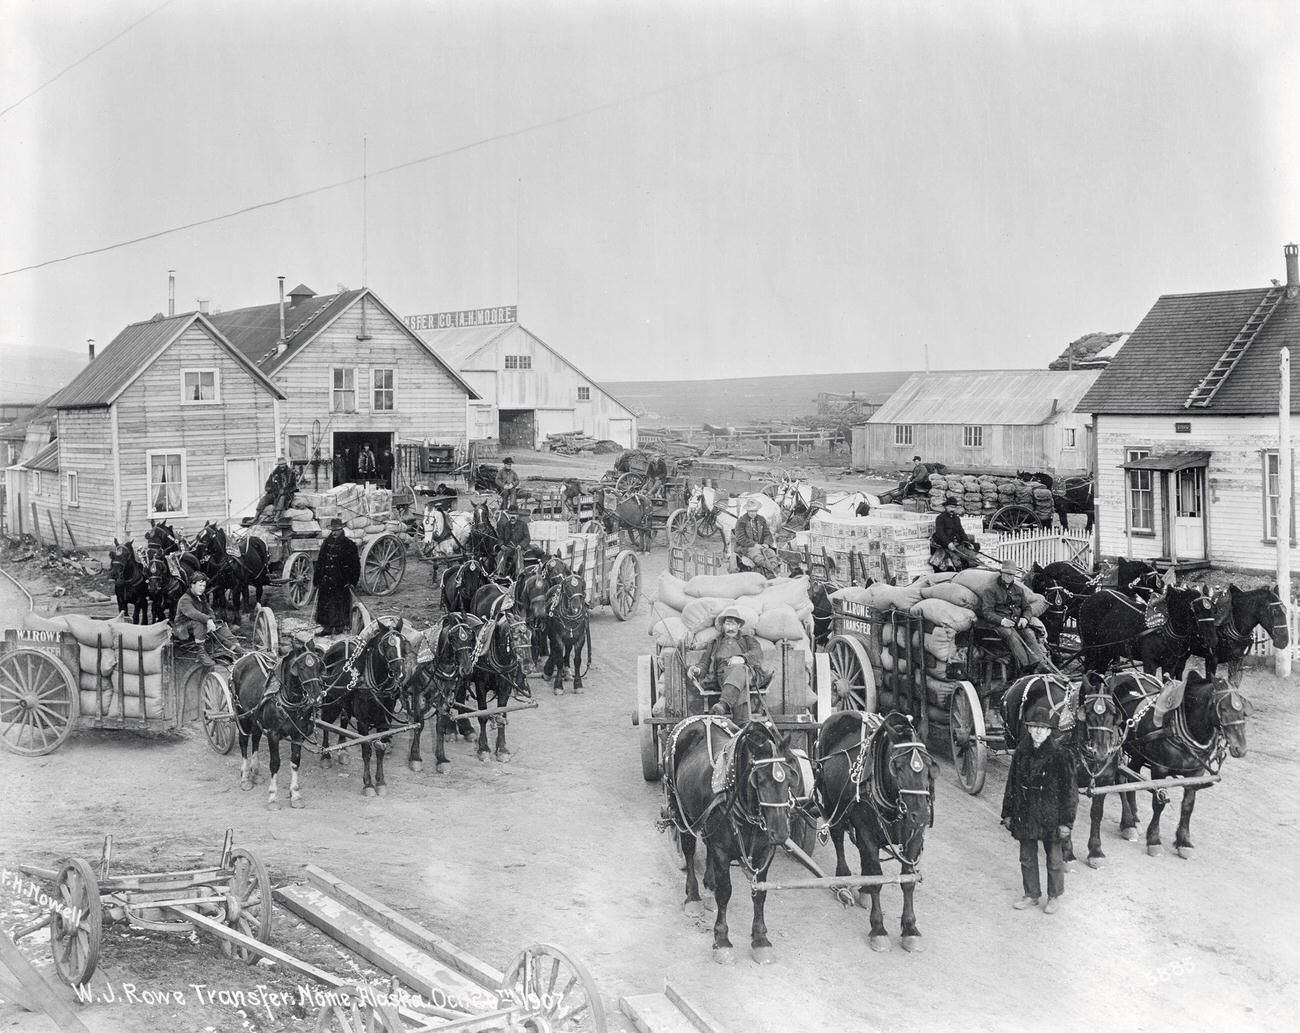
[24,439,59,472]
[869,370,1102,426]
[0,396,54,442]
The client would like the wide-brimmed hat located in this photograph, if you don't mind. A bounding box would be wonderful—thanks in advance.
[944,496,960,507]
[502,457,514,465]
[1024,700,1054,729]
[913,455,922,462]
[713,604,755,632]
[328,517,345,530]
[1000,559,1018,575]
[744,497,761,512]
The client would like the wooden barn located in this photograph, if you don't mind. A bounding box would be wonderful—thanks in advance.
[42,311,285,547]
[853,370,1100,476]
[407,307,637,449]
[213,285,478,489]
[1078,243,1300,572]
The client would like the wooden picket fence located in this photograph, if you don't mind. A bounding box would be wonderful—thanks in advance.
[984,528,1093,573]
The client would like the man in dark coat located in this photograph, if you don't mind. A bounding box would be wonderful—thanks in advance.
[255,456,299,522]
[733,497,778,575]
[495,457,520,509]
[493,507,532,576]
[314,518,361,635]
[976,560,1056,675]
[378,449,395,490]
[357,444,378,486]
[930,496,980,571]
[688,607,772,723]
[906,455,930,495]
[1001,698,1077,913]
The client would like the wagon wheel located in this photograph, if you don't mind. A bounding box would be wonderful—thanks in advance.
[0,648,77,756]
[666,508,696,548]
[359,533,406,596]
[615,472,645,493]
[826,637,876,713]
[350,593,372,636]
[282,553,316,610]
[200,668,237,755]
[313,986,406,1032]
[500,943,608,1033]
[948,681,988,795]
[49,858,101,987]
[636,655,662,781]
[252,604,279,654]
[219,847,273,964]
[988,504,1039,533]
[608,551,641,622]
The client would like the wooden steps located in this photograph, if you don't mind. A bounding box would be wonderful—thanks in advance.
[621,981,728,1033]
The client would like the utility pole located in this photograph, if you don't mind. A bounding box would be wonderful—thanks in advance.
[1278,347,1292,678]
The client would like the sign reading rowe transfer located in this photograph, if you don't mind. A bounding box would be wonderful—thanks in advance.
[405,306,517,332]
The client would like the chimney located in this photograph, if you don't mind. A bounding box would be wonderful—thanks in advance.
[277,276,287,355]
[197,298,210,314]
[87,339,95,362]
[168,269,175,316]
[1286,243,1299,289]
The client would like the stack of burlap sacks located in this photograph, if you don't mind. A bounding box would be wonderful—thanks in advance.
[648,570,816,673]
[928,473,1054,522]
[22,611,174,721]
[252,483,402,544]
[830,568,1050,719]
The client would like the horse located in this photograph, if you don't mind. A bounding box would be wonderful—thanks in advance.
[144,519,188,556]
[440,557,489,614]
[1076,585,1218,676]
[543,571,591,696]
[466,583,533,762]
[814,711,936,952]
[466,501,499,562]
[665,717,801,964]
[319,618,412,795]
[143,551,191,624]
[405,613,481,773]
[230,642,325,809]
[1051,473,1094,531]
[1202,583,1290,684]
[192,522,272,625]
[108,540,149,624]
[1111,668,1252,857]
[516,554,568,664]
[1116,558,1162,600]
[1030,560,1102,647]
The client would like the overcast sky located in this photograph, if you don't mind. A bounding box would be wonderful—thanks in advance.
[2,0,1299,394]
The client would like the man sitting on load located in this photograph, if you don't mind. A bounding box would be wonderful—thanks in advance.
[495,457,520,510]
[906,455,931,496]
[930,496,982,572]
[733,497,779,576]
[688,606,773,723]
[172,573,244,666]
[254,455,299,523]
[975,560,1059,677]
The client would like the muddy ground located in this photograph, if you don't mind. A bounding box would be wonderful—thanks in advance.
[1,469,1298,1033]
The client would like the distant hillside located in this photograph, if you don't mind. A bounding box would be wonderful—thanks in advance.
[0,344,87,403]
[604,371,919,427]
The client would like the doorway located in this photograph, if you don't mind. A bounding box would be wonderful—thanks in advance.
[333,431,394,487]
[499,410,535,449]
[1172,467,1206,561]
[226,458,263,520]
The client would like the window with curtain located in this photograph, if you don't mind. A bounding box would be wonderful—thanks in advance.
[1126,448,1153,532]
[332,368,356,412]
[182,369,218,402]
[149,451,185,515]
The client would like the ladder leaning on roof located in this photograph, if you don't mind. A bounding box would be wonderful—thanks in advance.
[1184,285,1285,408]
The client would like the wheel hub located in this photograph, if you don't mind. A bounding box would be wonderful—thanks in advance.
[21,692,39,710]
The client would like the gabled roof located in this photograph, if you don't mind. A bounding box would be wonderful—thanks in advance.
[412,321,634,416]
[1078,288,1300,415]
[868,370,1101,426]
[46,313,286,410]
[24,439,59,473]
[211,289,479,398]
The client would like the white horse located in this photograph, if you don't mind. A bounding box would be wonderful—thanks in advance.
[422,506,473,557]
[771,479,880,522]
[688,486,783,547]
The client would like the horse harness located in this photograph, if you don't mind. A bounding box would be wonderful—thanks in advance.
[1122,684,1242,777]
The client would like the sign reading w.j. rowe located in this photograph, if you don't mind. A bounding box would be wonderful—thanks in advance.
[405,306,517,332]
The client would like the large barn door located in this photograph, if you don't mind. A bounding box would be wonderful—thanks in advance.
[499,409,535,449]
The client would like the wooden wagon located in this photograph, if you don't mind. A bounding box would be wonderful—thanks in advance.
[536,529,641,622]
[251,521,408,611]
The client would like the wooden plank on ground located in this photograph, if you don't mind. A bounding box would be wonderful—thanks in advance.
[664,981,730,1033]
[274,884,496,1016]
[0,929,92,1032]
[620,992,700,1033]
[300,865,503,988]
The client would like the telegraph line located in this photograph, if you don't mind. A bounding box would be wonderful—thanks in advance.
[0,45,797,278]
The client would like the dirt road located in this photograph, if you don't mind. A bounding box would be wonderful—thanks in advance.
[1,548,1297,1033]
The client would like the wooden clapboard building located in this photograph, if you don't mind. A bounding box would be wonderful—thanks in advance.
[407,307,637,449]
[43,312,285,547]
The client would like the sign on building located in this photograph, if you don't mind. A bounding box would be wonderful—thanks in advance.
[405,306,517,332]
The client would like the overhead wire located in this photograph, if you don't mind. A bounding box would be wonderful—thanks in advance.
[0,45,797,278]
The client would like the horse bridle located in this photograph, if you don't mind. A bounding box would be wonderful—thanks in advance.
[1075,684,1123,785]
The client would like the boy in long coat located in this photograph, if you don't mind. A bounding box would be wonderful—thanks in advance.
[1001,698,1078,913]
[315,518,361,635]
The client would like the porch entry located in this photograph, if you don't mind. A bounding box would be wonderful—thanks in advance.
[1121,450,1210,564]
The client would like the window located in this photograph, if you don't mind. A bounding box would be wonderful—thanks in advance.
[331,368,357,412]
[504,355,532,370]
[66,471,79,507]
[287,434,309,463]
[1126,448,1153,533]
[962,425,983,448]
[1063,427,1077,449]
[181,368,219,403]
[148,450,187,516]
[577,386,590,401]
[1264,451,1295,543]
[372,368,395,411]
[31,472,40,495]
[894,424,913,447]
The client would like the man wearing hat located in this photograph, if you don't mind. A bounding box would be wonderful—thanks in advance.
[930,496,980,572]
[254,455,300,523]
[314,517,361,635]
[357,443,378,486]
[689,606,772,723]
[976,560,1057,676]
[172,573,243,666]
[906,455,931,496]
[495,457,520,510]
[1001,696,1077,913]
[733,497,778,576]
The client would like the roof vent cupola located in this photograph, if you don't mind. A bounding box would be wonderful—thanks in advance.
[288,283,316,308]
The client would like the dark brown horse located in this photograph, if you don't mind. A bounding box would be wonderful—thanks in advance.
[1111,668,1251,858]
[814,711,936,952]
[405,613,481,773]
[466,583,533,762]
[1202,584,1290,683]
[192,522,271,626]
[108,540,148,624]
[230,643,325,809]
[440,557,489,614]
[543,571,591,696]
[665,717,800,964]
[1076,585,1218,676]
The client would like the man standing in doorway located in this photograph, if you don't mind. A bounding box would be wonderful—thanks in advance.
[378,448,395,490]
[357,443,377,486]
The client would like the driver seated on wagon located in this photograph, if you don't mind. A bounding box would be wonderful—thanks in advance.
[688,606,774,724]
[733,497,780,576]
[929,496,982,572]
[171,572,245,666]
[975,560,1060,679]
